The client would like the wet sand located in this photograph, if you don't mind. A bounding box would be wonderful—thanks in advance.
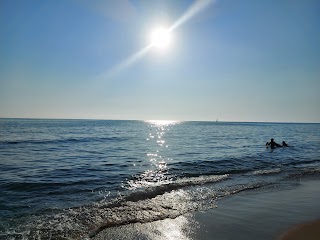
[191,179,320,240]
[278,220,320,240]
[93,179,320,240]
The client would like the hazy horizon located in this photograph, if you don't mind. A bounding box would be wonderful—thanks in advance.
[1,117,319,124]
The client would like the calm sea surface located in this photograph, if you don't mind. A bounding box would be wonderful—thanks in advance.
[0,119,320,239]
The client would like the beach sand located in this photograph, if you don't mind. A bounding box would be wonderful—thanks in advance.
[93,179,320,240]
[278,220,320,240]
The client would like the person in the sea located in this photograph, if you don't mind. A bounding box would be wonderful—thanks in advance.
[282,141,288,147]
[266,138,282,149]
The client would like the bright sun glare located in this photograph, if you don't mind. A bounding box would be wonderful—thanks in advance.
[150,27,171,49]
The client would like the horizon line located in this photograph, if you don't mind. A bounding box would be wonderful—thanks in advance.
[0,117,319,124]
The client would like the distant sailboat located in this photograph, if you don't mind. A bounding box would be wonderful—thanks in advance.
[216,118,218,122]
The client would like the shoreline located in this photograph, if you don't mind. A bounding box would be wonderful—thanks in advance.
[93,178,320,240]
[191,178,320,240]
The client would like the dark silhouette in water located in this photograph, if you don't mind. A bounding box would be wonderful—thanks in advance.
[266,138,282,149]
[282,141,289,147]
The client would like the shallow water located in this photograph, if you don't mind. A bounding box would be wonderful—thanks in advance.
[0,119,319,239]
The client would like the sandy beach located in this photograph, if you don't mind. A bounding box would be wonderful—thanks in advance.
[93,178,320,240]
[279,220,320,240]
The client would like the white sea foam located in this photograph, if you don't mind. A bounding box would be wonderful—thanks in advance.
[252,168,282,175]
[6,175,269,240]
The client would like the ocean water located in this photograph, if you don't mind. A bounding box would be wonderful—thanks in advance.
[0,119,320,239]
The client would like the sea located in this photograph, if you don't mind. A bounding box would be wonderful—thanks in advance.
[0,119,320,239]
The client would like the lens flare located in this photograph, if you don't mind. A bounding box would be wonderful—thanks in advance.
[101,0,215,78]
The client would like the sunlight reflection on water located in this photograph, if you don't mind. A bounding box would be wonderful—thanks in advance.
[126,121,182,189]
[145,120,181,126]
[141,215,194,240]
[125,120,182,189]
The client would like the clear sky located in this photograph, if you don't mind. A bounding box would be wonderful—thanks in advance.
[1,0,319,122]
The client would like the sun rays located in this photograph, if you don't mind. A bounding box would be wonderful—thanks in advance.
[103,0,215,79]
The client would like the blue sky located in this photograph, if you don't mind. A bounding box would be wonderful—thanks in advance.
[1,0,319,122]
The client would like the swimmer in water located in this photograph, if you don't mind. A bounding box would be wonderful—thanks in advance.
[266,138,282,149]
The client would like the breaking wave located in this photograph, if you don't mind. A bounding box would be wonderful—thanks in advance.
[252,168,282,175]
[1,174,269,239]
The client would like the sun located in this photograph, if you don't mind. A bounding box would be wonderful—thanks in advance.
[150,27,171,49]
